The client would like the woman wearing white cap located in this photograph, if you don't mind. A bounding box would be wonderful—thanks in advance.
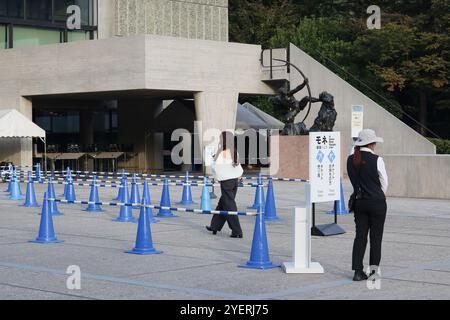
[347,129,388,281]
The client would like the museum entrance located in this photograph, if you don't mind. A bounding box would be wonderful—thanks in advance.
[30,90,197,173]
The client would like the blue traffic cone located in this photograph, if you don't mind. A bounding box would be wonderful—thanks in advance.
[84,176,103,212]
[5,165,12,192]
[200,177,212,212]
[35,163,42,183]
[327,180,350,215]
[239,188,279,270]
[158,179,175,218]
[61,167,71,197]
[65,176,76,202]
[264,178,279,221]
[130,174,141,209]
[9,171,23,201]
[178,171,195,205]
[113,176,125,201]
[22,172,39,207]
[125,196,162,255]
[29,192,64,244]
[142,181,159,224]
[5,178,12,193]
[249,174,265,209]
[115,179,136,223]
[47,178,63,216]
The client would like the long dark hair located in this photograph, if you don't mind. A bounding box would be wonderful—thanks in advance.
[353,144,374,168]
[215,131,239,167]
[353,146,363,168]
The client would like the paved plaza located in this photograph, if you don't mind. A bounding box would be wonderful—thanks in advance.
[0,177,449,300]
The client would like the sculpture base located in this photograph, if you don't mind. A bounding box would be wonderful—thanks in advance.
[269,135,344,179]
[269,135,310,179]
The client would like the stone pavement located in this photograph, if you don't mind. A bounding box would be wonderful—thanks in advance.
[0,177,449,300]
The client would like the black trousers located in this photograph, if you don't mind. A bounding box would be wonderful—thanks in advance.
[352,199,387,271]
[210,179,243,236]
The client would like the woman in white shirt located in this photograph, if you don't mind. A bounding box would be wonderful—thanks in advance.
[206,131,244,238]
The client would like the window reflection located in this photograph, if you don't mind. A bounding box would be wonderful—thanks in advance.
[26,0,52,21]
[0,0,94,26]
[0,24,6,49]
[0,0,24,19]
[54,0,91,26]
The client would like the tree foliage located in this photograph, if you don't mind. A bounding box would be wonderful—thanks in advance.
[229,0,450,138]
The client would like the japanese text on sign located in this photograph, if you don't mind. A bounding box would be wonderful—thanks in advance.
[309,132,341,203]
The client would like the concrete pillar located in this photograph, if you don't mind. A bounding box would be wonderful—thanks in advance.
[97,0,116,39]
[0,96,33,167]
[194,90,238,172]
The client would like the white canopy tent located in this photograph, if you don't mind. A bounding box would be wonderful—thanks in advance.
[0,109,47,170]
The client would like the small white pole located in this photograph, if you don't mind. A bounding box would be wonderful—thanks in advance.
[282,183,324,274]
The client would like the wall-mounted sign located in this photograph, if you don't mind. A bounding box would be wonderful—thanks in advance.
[309,132,341,203]
[351,105,364,138]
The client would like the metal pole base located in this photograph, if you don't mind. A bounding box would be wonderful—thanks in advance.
[282,262,324,274]
[311,223,346,237]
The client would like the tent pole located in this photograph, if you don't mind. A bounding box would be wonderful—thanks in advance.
[44,139,47,174]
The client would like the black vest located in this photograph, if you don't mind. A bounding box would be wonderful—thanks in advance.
[347,151,385,201]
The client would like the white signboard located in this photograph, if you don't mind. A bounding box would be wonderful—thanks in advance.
[204,145,216,167]
[309,132,341,203]
[351,105,364,138]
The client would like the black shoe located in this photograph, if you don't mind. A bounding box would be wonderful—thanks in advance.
[353,270,368,281]
[206,226,217,235]
[230,234,243,239]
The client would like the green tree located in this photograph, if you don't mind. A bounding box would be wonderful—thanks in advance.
[229,0,302,46]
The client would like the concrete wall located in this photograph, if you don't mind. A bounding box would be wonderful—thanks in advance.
[0,35,272,98]
[384,155,450,199]
[108,0,228,41]
[288,44,436,157]
[144,35,272,94]
[0,35,273,166]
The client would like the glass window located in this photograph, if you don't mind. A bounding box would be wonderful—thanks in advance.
[52,112,79,133]
[67,30,88,42]
[0,0,24,18]
[34,115,52,132]
[0,25,6,49]
[26,0,52,21]
[54,0,91,26]
[13,26,60,49]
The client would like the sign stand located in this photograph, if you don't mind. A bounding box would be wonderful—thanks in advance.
[283,184,324,274]
[311,203,346,236]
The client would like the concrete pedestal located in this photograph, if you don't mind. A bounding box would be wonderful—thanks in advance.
[269,135,344,179]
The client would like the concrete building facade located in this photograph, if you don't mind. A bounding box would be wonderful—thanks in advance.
[106,0,229,41]
[0,0,447,199]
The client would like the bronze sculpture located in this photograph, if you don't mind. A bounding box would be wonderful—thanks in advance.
[270,80,337,135]
[309,91,337,133]
[263,56,337,135]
